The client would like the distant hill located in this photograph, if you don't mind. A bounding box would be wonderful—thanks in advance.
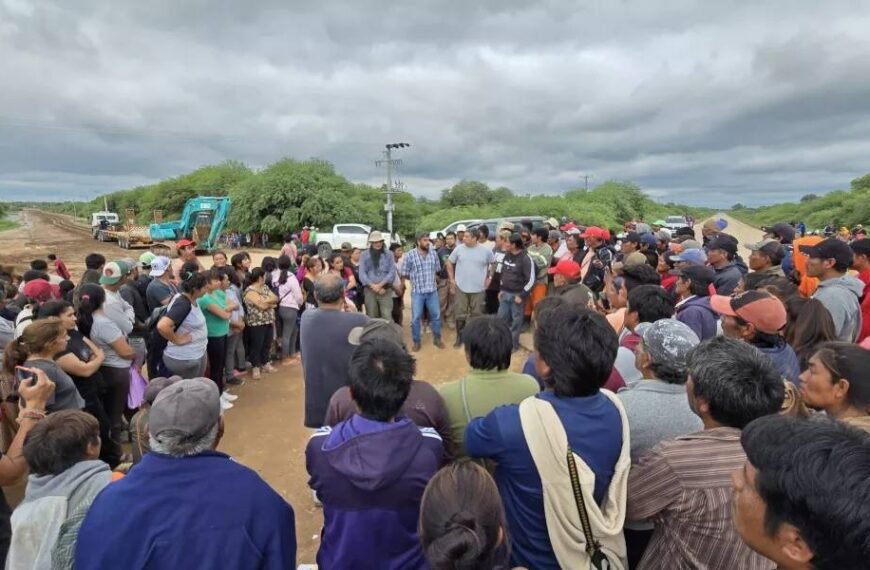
[730,173,870,230]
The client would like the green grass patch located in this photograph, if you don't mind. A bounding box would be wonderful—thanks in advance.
[0,217,20,232]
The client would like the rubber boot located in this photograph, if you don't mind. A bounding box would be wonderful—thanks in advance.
[453,320,465,348]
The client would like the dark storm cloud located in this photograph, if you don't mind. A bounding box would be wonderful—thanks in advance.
[1,0,869,206]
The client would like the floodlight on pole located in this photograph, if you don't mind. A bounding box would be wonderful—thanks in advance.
[375,142,411,236]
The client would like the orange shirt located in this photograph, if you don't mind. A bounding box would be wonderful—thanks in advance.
[791,236,822,297]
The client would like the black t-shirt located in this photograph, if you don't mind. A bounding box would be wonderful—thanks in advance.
[302,277,317,308]
[120,283,149,334]
[57,330,103,403]
[135,274,152,301]
[436,246,453,279]
[164,295,193,328]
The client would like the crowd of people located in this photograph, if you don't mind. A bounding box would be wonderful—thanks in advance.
[0,214,867,569]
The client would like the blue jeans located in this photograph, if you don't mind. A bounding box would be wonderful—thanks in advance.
[497,292,526,349]
[411,291,442,344]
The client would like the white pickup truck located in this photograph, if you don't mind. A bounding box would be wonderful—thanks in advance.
[90,211,120,238]
[315,224,394,258]
[428,219,483,240]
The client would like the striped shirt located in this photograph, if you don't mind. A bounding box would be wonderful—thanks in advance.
[401,247,441,294]
[627,427,776,570]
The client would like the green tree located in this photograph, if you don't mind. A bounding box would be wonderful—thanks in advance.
[800,194,818,202]
[732,203,746,210]
[852,174,870,191]
[440,180,492,207]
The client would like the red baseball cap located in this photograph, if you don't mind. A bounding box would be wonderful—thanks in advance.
[547,258,581,279]
[710,290,787,334]
[176,239,197,249]
[560,222,578,231]
[23,279,60,302]
[580,226,607,239]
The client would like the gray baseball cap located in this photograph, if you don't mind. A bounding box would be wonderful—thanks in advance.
[635,319,700,368]
[348,318,404,348]
[149,378,221,442]
[143,376,182,406]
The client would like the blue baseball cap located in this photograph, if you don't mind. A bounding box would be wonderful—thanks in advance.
[640,233,658,248]
[670,248,707,266]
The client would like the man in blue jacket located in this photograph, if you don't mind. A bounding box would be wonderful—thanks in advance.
[307,337,443,569]
[75,378,297,569]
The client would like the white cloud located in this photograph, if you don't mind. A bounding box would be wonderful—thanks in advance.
[1,0,869,206]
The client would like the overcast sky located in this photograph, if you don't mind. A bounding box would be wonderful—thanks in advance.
[2,0,869,207]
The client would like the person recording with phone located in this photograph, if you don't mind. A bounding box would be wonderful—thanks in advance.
[3,317,84,413]
[0,366,56,566]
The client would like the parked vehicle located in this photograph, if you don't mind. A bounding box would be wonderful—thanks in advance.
[468,216,547,237]
[91,211,120,239]
[428,219,483,240]
[95,208,155,249]
[663,215,689,231]
[149,197,231,253]
[315,224,393,258]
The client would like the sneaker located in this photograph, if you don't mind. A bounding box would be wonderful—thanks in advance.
[220,399,234,411]
[226,375,245,386]
[433,338,445,349]
[264,363,278,374]
[412,342,421,352]
[251,367,262,380]
[221,392,238,402]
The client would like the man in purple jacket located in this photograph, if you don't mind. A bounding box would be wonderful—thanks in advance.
[306,337,443,569]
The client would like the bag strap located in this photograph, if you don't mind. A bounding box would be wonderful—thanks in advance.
[567,446,613,568]
[167,294,192,333]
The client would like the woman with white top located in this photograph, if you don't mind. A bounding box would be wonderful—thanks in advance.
[273,255,304,365]
[156,263,209,378]
[77,283,136,465]
[222,267,247,383]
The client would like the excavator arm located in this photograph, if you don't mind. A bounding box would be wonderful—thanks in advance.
[149,196,232,252]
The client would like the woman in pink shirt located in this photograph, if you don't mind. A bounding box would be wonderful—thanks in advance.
[272,255,304,365]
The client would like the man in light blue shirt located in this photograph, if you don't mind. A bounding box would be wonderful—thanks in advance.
[447,228,494,347]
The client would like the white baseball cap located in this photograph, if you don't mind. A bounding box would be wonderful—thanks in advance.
[149,256,171,277]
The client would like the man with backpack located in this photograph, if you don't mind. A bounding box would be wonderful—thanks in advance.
[466,306,628,569]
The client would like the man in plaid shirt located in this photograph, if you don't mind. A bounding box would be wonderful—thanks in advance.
[402,232,446,351]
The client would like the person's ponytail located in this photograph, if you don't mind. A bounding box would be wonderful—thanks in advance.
[76,283,105,338]
[419,460,509,570]
[3,339,30,375]
[424,511,493,570]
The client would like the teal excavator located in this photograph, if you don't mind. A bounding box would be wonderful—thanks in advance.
[149,197,231,252]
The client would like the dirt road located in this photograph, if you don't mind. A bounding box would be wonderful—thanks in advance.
[694,213,763,259]
[0,210,759,563]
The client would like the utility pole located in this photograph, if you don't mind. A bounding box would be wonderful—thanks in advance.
[375,142,410,236]
[583,174,589,192]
